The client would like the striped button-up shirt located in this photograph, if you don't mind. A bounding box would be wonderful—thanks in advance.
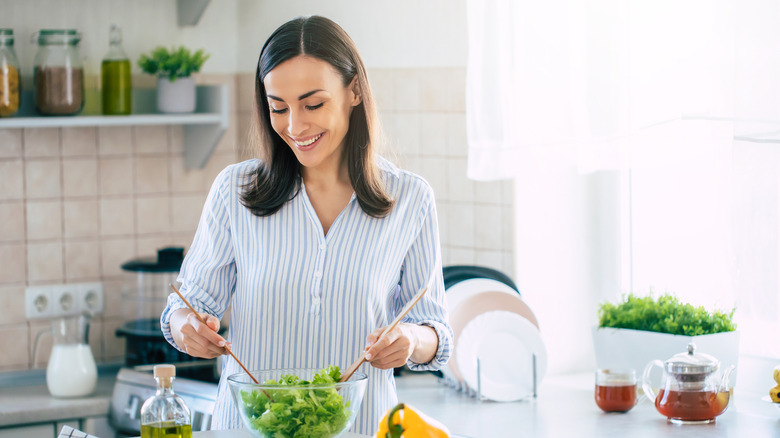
[161,157,452,435]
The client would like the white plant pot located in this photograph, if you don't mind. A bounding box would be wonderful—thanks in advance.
[157,76,196,113]
[592,327,740,385]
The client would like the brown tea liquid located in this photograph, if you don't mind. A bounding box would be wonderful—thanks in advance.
[595,384,637,412]
[655,389,730,422]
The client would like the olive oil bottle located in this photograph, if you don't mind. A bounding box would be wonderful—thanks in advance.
[140,365,192,438]
[101,24,131,115]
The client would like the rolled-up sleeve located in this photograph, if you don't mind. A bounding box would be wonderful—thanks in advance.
[396,185,453,371]
[161,166,237,352]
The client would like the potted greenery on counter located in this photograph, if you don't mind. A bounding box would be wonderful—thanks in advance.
[592,293,739,383]
[138,46,210,113]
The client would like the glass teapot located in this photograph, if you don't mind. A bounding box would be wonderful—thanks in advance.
[33,314,97,398]
[642,342,734,424]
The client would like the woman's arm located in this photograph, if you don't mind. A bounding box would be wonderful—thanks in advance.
[364,323,437,369]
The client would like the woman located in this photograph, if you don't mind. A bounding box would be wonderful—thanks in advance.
[161,15,452,434]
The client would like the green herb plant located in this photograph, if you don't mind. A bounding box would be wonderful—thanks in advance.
[240,365,351,438]
[138,46,210,82]
[598,293,736,336]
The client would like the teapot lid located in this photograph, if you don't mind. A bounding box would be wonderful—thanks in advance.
[665,343,719,375]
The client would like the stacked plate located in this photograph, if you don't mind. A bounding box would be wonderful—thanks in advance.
[444,277,547,402]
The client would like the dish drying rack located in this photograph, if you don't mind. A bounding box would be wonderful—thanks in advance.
[438,354,539,402]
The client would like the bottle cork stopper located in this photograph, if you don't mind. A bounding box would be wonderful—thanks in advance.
[153,364,176,379]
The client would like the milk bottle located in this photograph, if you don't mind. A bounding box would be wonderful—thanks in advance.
[36,314,97,397]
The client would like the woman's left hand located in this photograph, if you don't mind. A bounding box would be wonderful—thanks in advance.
[364,323,437,369]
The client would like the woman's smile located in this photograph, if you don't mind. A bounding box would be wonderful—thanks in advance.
[291,132,325,151]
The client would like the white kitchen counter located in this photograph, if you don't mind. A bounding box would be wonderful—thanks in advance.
[394,372,780,438]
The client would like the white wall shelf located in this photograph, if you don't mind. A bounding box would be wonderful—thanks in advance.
[0,84,229,169]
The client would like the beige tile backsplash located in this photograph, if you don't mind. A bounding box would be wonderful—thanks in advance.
[0,69,514,372]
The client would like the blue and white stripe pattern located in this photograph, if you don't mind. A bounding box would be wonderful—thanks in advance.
[160,156,452,435]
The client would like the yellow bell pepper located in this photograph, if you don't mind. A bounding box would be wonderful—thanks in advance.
[770,385,780,403]
[376,403,450,438]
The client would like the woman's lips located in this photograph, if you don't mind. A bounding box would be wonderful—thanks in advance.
[292,133,324,151]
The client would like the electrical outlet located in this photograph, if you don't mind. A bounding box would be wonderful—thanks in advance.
[25,285,53,319]
[51,284,80,317]
[78,282,104,315]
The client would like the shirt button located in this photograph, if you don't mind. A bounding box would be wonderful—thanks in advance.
[319,243,326,251]
[313,297,321,305]
[314,271,322,278]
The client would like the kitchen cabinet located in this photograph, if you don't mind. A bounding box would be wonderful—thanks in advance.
[0,85,228,169]
[0,424,54,438]
[0,416,113,438]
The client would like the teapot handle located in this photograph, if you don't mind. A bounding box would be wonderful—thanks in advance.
[642,359,664,402]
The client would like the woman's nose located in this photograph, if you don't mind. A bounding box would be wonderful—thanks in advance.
[287,109,309,137]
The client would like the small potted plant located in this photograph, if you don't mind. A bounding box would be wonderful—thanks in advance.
[592,293,739,383]
[138,46,210,113]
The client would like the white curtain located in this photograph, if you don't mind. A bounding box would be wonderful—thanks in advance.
[468,0,780,360]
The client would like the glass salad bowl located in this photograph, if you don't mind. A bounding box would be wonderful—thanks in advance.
[227,367,368,438]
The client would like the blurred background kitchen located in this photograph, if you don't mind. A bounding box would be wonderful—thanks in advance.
[2,0,780,436]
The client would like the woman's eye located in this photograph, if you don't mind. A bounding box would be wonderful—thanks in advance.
[306,102,324,111]
[270,107,287,114]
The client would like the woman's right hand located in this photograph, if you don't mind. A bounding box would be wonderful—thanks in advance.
[169,308,230,359]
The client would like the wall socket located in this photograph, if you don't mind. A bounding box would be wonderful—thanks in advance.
[25,282,104,320]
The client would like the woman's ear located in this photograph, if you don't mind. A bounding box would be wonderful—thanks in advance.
[350,77,362,106]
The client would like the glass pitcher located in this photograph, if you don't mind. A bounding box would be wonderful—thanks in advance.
[34,314,97,398]
[642,342,734,424]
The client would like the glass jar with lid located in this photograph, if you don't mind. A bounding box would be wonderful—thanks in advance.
[0,29,21,117]
[33,29,84,115]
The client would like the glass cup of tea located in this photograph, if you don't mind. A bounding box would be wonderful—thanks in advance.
[595,369,638,413]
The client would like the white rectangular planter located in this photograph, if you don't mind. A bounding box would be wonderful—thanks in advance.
[592,327,740,385]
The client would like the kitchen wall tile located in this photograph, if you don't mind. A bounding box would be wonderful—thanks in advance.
[135,156,170,194]
[27,241,63,283]
[474,180,504,205]
[445,247,475,265]
[64,240,101,281]
[445,114,468,158]
[0,286,25,325]
[63,199,99,239]
[25,159,61,199]
[0,243,26,284]
[170,232,195,250]
[136,236,175,258]
[502,206,514,252]
[502,251,515,280]
[0,129,22,158]
[501,180,515,207]
[100,198,135,237]
[102,278,125,319]
[102,317,126,362]
[389,113,420,156]
[237,111,257,161]
[237,73,255,114]
[23,127,60,158]
[446,68,467,113]
[101,238,135,277]
[169,156,210,193]
[0,325,30,370]
[368,68,395,113]
[134,125,168,155]
[171,193,207,233]
[136,196,171,234]
[418,156,448,203]
[98,126,133,156]
[0,159,24,200]
[418,113,448,158]
[62,127,97,157]
[28,319,51,369]
[419,69,450,112]
[215,114,238,154]
[26,200,62,240]
[447,158,475,203]
[475,249,504,271]
[99,156,134,196]
[169,125,184,153]
[448,203,476,248]
[393,69,421,112]
[204,152,238,185]
[62,158,98,197]
[0,201,25,242]
[475,204,503,249]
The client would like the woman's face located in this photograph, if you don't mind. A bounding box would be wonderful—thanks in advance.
[263,55,360,173]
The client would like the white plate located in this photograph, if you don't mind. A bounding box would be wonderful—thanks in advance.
[456,310,547,402]
[441,279,520,383]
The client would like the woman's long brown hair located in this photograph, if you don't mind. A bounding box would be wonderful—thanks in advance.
[241,15,393,217]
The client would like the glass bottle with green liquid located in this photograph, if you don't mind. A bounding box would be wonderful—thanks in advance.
[101,24,131,115]
[140,364,192,438]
